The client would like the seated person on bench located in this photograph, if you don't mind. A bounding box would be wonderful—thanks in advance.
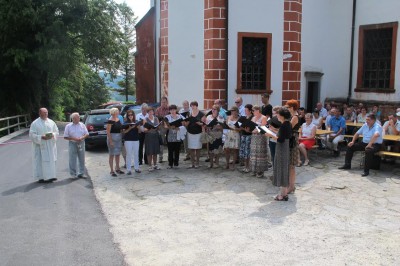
[338,113,383,177]
[324,108,346,157]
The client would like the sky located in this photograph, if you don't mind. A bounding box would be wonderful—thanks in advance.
[115,0,151,22]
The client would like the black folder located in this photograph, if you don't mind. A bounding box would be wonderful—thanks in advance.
[165,118,183,127]
[143,122,161,130]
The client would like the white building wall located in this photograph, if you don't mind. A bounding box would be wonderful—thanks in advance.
[353,0,400,103]
[302,0,353,107]
[168,0,204,108]
[227,0,284,108]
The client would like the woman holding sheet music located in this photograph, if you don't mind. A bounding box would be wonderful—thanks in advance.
[265,107,292,201]
[143,106,161,172]
[164,104,185,169]
[239,104,253,173]
[106,108,124,177]
[123,110,141,175]
[185,101,204,168]
[249,105,268,178]
[286,99,301,194]
[205,105,225,168]
[224,106,240,170]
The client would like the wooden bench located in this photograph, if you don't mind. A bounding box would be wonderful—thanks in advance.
[376,151,400,158]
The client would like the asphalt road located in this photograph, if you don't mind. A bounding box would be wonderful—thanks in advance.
[0,131,125,266]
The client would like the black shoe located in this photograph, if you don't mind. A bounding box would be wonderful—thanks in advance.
[47,178,57,182]
[77,174,84,178]
[318,146,326,150]
[333,151,340,157]
[361,171,369,177]
[205,158,210,162]
[338,165,351,170]
[38,179,45,183]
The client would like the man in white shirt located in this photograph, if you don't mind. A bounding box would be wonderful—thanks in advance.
[64,112,89,178]
[29,108,59,183]
[382,114,400,135]
[316,102,328,118]
[235,96,245,116]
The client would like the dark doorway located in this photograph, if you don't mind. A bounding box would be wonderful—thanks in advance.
[304,71,324,113]
[306,81,319,112]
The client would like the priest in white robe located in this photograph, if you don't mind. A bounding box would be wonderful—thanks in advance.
[29,108,59,183]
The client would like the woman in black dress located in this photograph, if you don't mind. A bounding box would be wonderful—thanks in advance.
[265,107,292,201]
[143,106,161,172]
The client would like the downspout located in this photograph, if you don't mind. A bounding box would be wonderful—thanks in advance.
[154,0,158,103]
[347,0,357,104]
[225,0,229,107]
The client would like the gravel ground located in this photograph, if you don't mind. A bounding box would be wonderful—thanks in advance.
[86,147,400,266]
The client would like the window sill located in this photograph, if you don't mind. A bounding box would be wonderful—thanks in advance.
[354,88,395,93]
[236,89,273,95]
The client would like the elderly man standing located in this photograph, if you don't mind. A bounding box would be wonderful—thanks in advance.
[64,112,89,178]
[29,108,59,183]
[235,96,245,116]
[339,113,383,176]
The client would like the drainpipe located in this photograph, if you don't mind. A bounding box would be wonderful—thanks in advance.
[347,0,357,104]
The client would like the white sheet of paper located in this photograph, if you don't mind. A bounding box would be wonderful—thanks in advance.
[259,126,277,137]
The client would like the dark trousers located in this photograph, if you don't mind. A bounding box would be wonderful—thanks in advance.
[344,142,381,171]
[167,141,181,167]
[269,141,276,167]
[138,133,147,164]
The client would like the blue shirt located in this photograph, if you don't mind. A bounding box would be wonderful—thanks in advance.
[219,108,227,119]
[329,116,346,135]
[356,122,383,144]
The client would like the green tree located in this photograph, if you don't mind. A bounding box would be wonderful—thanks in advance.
[116,2,137,101]
[0,0,127,118]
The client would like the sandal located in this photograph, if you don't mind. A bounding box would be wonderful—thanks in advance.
[288,187,296,194]
[110,171,117,177]
[135,169,141,173]
[303,160,309,166]
[116,169,125,174]
[274,195,288,201]
[187,165,195,169]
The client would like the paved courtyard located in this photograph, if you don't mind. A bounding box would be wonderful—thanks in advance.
[87,148,400,265]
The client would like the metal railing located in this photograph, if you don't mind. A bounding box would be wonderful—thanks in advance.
[0,114,30,135]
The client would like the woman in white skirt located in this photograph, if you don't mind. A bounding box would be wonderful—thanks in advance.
[184,101,204,168]
[224,106,240,169]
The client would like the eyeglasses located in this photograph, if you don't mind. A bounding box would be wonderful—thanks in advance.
[128,114,134,117]
[235,102,240,104]
[212,108,217,111]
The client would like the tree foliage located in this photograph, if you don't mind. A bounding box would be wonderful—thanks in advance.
[0,0,135,119]
[116,2,137,101]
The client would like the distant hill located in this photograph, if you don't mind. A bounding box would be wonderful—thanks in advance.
[99,71,136,102]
